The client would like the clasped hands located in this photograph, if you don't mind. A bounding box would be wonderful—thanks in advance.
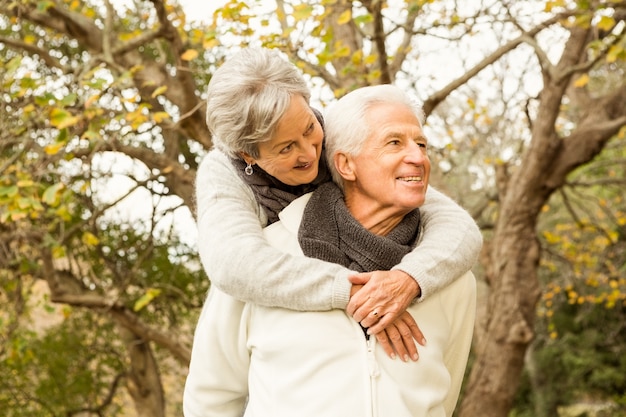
[348,270,425,362]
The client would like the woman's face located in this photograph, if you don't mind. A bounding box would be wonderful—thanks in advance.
[248,95,324,186]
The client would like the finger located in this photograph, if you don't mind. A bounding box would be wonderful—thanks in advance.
[366,309,402,334]
[352,299,377,322]
[384,324,409,362]
[374,331,396,360]
[348,272,372,285]
[346,290,368,317]
[395,320,419,361]
[402,314,427,346]
[360,308,383,328]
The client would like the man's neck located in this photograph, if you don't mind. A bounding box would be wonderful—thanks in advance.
[344,193,406,236]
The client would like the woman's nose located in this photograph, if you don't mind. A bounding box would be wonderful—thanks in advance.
[300,139,319,161]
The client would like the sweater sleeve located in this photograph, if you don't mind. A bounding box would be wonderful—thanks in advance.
[195,150,353,311]
[183,289,250,417]
[391,186,482,301]
[442,271,477,416]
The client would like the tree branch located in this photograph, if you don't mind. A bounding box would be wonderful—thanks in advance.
[423,13,573,116]
[48,291,191,364]
[0,36,69,71]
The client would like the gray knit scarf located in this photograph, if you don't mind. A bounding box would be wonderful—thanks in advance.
[298,182,421,272]
[232,108,331,224]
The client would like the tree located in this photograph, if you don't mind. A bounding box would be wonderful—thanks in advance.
[0,0,209,414]
[1,0,625,416]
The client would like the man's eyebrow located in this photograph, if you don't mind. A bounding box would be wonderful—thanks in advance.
[384,131,428,142]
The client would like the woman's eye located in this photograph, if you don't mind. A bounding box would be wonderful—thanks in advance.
[279,143,294,154]
[388,140,401,145]
[304,123,315,136]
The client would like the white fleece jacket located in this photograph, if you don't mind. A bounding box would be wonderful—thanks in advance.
[184,193,477,417]
[195,149,482,310]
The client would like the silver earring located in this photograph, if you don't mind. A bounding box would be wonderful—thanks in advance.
[245,163,254,176]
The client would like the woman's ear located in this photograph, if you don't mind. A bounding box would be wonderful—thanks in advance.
[239,152,255,166]
[333,152,356,182]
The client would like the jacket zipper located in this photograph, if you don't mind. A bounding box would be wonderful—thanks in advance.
[366,336,380,417]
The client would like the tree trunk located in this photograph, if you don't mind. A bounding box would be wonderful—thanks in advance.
[122,329,166,417]
[458,21,626,416]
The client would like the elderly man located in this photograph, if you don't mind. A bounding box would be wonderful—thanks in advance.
[184,84,477,417]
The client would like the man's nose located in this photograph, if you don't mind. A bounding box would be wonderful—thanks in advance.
[405,141,426,163]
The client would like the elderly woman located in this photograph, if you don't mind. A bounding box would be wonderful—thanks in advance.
[195,47,481,358]
[185,84,477,417]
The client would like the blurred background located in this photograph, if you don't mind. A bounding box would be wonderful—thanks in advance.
[0,0,625,416]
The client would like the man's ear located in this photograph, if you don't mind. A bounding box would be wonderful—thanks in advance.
[333,152,356,182]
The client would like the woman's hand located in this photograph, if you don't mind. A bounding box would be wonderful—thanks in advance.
[347,270,426,360]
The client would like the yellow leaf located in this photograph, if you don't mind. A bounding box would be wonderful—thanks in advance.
[333,41,351,57]
[180,49,199,61]
[597,16,615,33]
[203,38,220,49]
[573,74,589,88]
[337,9,352,25]
[50,108,80,129]
[85,93,100,108]
[153,111,171,123]
[16,179,34,187]
[364,54,377,65]
[133,288,162,312]
[606,44,623,64]
[44,143,65,155]
[10,211,28,221]
[82,231,100,246]
[151,85,168,98]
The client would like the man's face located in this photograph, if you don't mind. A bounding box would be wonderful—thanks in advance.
[346,102,430,219]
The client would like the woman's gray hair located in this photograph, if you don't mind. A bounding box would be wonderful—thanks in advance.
[206,48,311,158]
[323,84,425,188]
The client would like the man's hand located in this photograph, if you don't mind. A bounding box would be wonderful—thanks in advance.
[347,270,426,360]
[373,311,425,362]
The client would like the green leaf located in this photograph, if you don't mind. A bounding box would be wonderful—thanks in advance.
[37,1,54,11]
[0,185,18,198]
[50,108,80,129]
[42,183,65,206]
[293,4,313,20]
[59,93,78,107]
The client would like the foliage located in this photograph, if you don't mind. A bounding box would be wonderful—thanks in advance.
[514,301,626,417]
[538,133,626,339]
